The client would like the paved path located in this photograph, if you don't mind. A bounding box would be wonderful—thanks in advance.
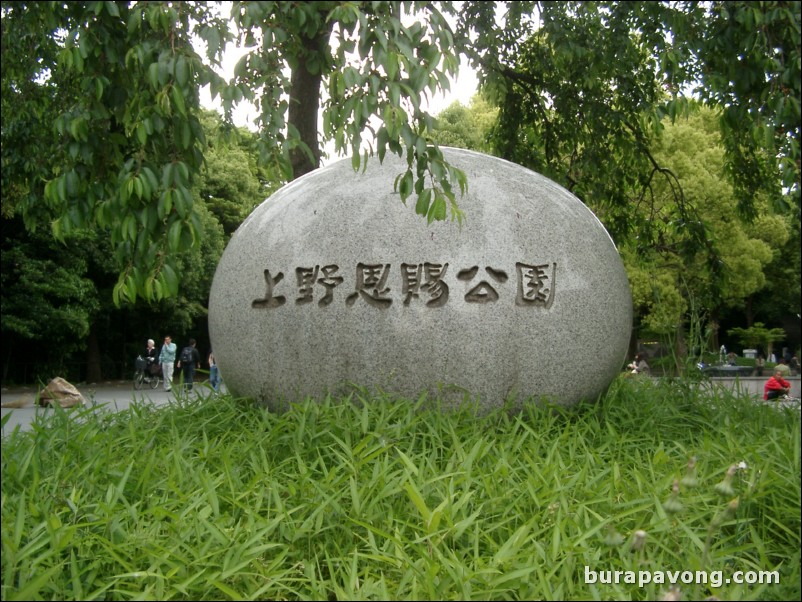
[3,379,797,439]
[1,380,225,438]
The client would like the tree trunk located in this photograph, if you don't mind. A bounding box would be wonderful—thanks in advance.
[628,325,638,364]
[288,31,329,179]
[709,312,720,353]
[744,296,754,327]
[85,321,102,383]
[674,320,688,376]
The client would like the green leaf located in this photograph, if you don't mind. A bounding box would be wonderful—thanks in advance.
[415,188,432,216]
[159,188,173,218]
[427,191,447,224]
[133,176,143,199]
[160,262,179,296]
[136,124,147,146]
[168,219,182,251]
[65,170,79,197]
[57,175,67,202]
[398,170,413,201]
[377,127,389,162]
[389,82,400,107]
[147,62,159,89]
[141,166,159,193]
[12,566,63,600]
[72,47,84,72]
[403,481,430,524]
[386,52,399,81]
[175,55,188,86]
[125,273,138,303]
[170,85,187,116]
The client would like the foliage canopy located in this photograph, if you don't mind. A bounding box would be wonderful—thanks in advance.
[1,1,799,309]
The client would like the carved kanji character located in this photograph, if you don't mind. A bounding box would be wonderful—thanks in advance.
[346,263,392,308]
[296,265,344,306]
[458,266,508,303]
[401,262,450,307]
[316,264,344,306]
[252,269,286,308]
[295,266,319,305]
[515,262,556,308]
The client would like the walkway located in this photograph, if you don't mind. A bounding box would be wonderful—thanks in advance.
[1,380,225,438]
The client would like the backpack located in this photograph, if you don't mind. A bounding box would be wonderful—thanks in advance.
[180,346,194,364]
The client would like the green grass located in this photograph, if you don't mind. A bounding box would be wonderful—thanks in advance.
[1,376,800,601]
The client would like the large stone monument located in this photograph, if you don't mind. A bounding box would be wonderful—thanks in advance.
[209,148,632,411]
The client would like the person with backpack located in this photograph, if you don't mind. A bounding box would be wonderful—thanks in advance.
[176,338,201,391]
[158,335,177,392]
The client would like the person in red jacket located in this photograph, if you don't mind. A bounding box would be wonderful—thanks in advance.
[764,369,792,400]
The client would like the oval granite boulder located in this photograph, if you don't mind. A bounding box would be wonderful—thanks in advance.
[209,148,633,411]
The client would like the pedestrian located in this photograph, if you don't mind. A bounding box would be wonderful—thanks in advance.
[775,358,791,378]
[159,335,177,392]
[754,353,765,377]
[635,353,651,375]
[626,353,650,375]
[763,368,792,401]
[790,353,800,376]
[208,350,221,393]
[145,338,159,375]
[176,338,201,391]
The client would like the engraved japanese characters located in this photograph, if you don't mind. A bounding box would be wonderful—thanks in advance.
[251,261,556,310]
[209,148,633,411]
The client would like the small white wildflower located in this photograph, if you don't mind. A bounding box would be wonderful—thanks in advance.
[631,529,648,551]
[663,479,684,514]
[661,586,682,601]
[737,461,748,470]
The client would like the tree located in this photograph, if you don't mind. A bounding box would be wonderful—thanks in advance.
[728,322,787,360]
[457,1,800,263]
[3,1,798,308]
[195,110,276,237]
[428,94,498,152]
[620,108,791,367]
[1,218,99,383]
[224,1,469,218]
[1,1,470,306]
[0,104,262,384]
[2,1,224,305]
[744,214,801,328]
[451,1,799,368]
[431,94,796,370]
